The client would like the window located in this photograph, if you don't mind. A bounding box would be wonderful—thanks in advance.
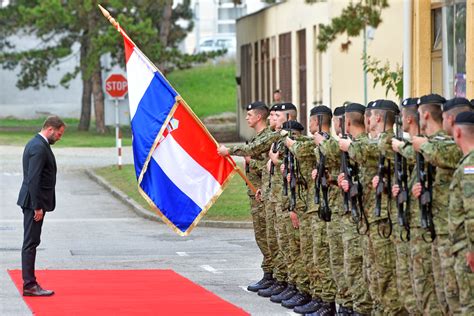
[218,23,235,34]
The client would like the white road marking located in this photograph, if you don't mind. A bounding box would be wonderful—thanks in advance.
[176,252,189,257]
[287,312,299,316]
[200,264,222,274]
[239,286,250,292]
[0,218,140,224]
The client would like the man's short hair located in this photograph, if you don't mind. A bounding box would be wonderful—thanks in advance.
[283,109,297,120]
[42,116,66,130]
[372,109,395,127]
[273,89,280,94]
[420,104,443,124]
[347,112,365,128]
[445,105,473,119]
[253,107,269,120]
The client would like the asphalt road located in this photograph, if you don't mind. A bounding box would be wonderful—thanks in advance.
[0,145,296,316]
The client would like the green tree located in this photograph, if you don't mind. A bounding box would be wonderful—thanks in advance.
[0,0,221,133]
[363,55,403,99]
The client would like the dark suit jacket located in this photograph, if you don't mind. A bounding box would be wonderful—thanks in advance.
[17,134,57,212]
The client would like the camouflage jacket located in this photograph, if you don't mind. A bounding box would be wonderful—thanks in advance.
[420,130,463,235]
[397,140,417,165]
[289,136,316,213]
[349,132,388,222]
[448,150,474,254]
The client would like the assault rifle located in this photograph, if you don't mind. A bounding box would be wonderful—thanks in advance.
[394,115,410,241]
[374,112,388,217]
[315,114,331,221]
[245,141,250,173]
[415,112,436,242]
[269,141,280,188]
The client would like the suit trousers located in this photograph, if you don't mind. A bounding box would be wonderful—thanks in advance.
[22,207,45,289]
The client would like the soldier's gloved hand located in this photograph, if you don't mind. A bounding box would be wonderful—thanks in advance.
[311,169,317,180]
[337,173,345,187]
[280,164,286,174]
[341,180,349,192]
[392,138,403,153]
[290,211,299,229]
[412,136,428,152]
[392,184,400,198]
[467,251,474,272]
[411,182,422,198]
[217,145,229,156]
[372,175,380,189]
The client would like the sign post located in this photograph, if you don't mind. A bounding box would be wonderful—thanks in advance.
[105,73,128,170]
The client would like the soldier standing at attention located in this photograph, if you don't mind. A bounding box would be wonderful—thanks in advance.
[411,94,463,314]
[337,103,373,316]
[449,110,474,315]
[392,97,442,315]
[217,101,275,292]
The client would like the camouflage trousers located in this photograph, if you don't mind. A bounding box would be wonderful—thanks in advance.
[392,219,419,314]
[432,234,461,315]
[298,211,315,295]
[265,200,285,281]
[274,204,290,283]
[311,213,336,301]
[453,248,474,315]
[327,212,350,307]
[341,213,372,314]
[285,208,308,291]
[250,196,272,273]
[410,226,443,315]
[366,220,405,315]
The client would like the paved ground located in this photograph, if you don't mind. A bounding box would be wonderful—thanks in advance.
[0,145,296,316]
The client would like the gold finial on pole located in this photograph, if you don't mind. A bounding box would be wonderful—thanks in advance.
[98,4,120,32]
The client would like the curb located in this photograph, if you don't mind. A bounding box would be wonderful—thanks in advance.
[84,169,253,230]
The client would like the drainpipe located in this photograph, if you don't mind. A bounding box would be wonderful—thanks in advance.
[403,0,412,99]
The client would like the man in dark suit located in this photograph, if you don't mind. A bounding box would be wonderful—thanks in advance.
[17,116,65,296]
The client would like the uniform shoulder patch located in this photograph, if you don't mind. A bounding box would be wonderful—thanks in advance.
[464,166,474,174]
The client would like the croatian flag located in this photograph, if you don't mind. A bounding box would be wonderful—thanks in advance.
[123,35,236,236]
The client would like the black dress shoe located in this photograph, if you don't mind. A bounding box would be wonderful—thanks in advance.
[293,298,323,314]
[258,281,286,297]
[23,284,54,297]
[313,301,336,316]
[247,272,274,292]
[281,292,311,308]
[270,284,297,303]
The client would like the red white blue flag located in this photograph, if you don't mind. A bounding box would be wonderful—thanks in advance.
[122,34,236,236]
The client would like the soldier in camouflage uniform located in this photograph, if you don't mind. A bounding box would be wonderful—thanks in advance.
[269,119,312,309]
[412,94,465,315]
[392,98,442,315]
[261,103,301,300]
[307,105,351,315]
[340,101,405,315]
[217,101,275,292]
[449,110,474,315]
[338,103,373,316]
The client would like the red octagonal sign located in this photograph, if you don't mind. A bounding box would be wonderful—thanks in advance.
[105,73,128,98]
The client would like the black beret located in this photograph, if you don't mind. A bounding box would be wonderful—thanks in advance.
[454,111,474,125]
[247,101,268,111]
[471,99,474,106]
[277,102,297,111]
[310,105,332,117]
[401,97,418,108]
[333,106,345,116]
[372,99,400,114]
[270,103,281,111]
[282,120,304,132]
[345,103,366,114]
[442,97,473,112]
[417,94,446,106]
[366,101,376,109]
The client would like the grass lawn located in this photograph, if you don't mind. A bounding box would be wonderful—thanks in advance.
[95,164,251,222]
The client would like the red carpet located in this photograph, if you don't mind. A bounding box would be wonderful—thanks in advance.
[8,270,249,315]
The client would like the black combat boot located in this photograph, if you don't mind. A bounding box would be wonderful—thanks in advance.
[270,284,297,303]
[293,297,323,314]
[257,281,286,297]
[337,306,353,315]
[281,291,311,309]
[310,301,336,316]
[247,272,274,292]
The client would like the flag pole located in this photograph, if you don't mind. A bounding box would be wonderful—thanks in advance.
[98,4,257,195]
[225,156,257,194]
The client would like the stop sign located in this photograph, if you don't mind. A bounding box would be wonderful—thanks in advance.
[105,73,128,98]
